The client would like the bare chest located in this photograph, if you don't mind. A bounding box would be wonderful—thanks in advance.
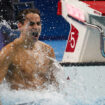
[13,48,50,74]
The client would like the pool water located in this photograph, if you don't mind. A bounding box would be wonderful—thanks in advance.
[0,39,105,105]
[1,64,105,105]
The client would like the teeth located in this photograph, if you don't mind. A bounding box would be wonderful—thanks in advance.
[32,32,38,37]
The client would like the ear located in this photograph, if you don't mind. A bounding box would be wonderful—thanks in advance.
[17,22,22,29]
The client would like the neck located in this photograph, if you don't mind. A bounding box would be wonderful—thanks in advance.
[20,34,37,49]
[24,39,35,49]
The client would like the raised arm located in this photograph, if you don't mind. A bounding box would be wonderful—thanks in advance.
[48,46,59,87]
[0,43,14,83]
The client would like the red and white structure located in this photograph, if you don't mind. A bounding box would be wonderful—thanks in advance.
[58,0,105,65]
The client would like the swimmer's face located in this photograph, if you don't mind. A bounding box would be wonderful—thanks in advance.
[18,13,41,40]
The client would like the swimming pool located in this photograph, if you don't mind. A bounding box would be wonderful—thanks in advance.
[1,65,105,105]
[0,40,105,105]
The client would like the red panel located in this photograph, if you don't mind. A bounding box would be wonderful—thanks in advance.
[57,1,62,15]
[83,1,105,15]
[66,25,79,52]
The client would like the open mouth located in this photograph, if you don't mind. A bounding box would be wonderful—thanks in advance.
[31,31,39,37]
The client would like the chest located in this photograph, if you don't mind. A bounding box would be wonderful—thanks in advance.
[13,48,51,74]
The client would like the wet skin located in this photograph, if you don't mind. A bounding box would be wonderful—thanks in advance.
[0,13,56,90]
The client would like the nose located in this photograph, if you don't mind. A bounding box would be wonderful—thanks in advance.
[31,24,38,29]
[31,24,37,30]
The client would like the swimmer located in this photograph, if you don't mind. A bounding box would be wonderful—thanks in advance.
[0,9,58,90]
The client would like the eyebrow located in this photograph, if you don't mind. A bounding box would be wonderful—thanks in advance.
[26,18,41,22]
[26,17,40,21]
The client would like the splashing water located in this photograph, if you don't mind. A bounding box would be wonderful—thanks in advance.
[1,60,105,105]
[0,59,68,105]
[0,20,105,105]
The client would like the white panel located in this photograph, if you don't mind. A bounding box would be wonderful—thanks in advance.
[62,18,87,62]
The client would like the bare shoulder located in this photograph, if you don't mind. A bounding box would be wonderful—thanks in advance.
[38,41,51,48]
[0,37,22,58]
[0,42,15,56]
[0,41,16,66]
[38,41,55,58]
[12,37,23,47]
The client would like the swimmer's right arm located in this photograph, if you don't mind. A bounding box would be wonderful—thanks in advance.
[0,43,14,83]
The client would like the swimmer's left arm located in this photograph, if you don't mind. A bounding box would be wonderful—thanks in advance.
[48,47,59,87]
[49,47,55,59]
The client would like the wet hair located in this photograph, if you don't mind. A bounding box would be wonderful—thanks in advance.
[17,8,40,24]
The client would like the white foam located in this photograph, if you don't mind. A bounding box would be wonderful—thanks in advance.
[1,63,105,105]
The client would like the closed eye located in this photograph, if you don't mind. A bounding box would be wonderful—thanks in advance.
[29,21,41,26]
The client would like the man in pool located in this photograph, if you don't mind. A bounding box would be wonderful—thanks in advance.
[0,8,57,90]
